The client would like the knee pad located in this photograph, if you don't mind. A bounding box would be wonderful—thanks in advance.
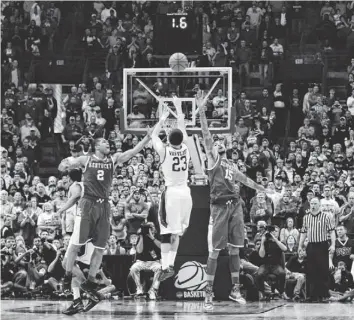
[161,234,171,243]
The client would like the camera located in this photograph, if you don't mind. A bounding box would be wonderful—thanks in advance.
[141,223,151,236]
[264,225,275,240]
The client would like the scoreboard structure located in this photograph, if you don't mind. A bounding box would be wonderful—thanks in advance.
[153,13,203,55]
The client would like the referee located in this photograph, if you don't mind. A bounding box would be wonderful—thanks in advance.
[299,197,336,302]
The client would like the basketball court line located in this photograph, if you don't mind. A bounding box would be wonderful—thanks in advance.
[3,300,286,316]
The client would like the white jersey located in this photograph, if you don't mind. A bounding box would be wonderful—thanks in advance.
[76,242,94,265]
[64,239,94,266]
[64,181,93,262]
[66,181,84,216]
[161,144,190,187]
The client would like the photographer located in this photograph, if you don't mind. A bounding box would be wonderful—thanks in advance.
[16,236,50,291]
[255,225,288,300]
[1,236,17,292]
[329,261,354,294]
[46,244,67,293]
[129,222,161,300]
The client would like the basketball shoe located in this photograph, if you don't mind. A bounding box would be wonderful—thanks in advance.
[159,266,175,282]
[204,284,214,311]
[62,298,84,315]
[229,284,246,304]
[148,288,157,300]
[83,292,102,312]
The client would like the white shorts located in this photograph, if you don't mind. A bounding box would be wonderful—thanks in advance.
[65,214,94,265]
[69,215,85,246]
[159,185,193,235]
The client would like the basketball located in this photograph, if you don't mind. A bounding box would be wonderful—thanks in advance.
[169,52,188,72]
[174,261,207,291]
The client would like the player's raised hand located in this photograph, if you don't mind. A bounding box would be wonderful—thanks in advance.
[160,106,170,122]
[172,95,183,115]
[58,158,70,172]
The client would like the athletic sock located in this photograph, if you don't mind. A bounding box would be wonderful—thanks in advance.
[161,252,169,270]
[72,287,81,300]
[229,254,241,285]
[168,251,177,267]
[206,256,218,286]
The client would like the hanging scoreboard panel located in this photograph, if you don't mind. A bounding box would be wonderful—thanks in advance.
[153,13,202,55]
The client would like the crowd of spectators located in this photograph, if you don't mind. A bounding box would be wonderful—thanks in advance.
[1,1,354,302]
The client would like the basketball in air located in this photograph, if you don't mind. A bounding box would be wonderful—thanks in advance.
[169,52,188,72]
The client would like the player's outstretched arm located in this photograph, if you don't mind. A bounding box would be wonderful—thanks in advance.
[173,96,188,142]
[235,169,266,192]
[197,97,216,168]
[114,132,152,164]
[58,156,88,172]
[151,109,170,159]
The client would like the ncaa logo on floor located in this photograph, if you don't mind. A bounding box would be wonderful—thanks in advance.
[174,261,207,299]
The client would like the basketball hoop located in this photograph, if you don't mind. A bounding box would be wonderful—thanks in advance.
[160,102,178,135]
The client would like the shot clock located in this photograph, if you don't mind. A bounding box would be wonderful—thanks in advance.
[171,16,187,29]
[153,13,202,55]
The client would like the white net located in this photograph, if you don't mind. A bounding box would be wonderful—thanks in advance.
[160,102,178,135]
[162,119,178,135]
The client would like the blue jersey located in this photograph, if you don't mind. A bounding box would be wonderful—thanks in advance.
[83,155,114,199]
[208,156,238,204]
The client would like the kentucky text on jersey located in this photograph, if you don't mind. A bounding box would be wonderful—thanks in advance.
[87,162,113,169]
[168,149,188,157]
[83,156,114,199]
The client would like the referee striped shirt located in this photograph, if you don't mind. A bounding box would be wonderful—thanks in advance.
[301,211,335,243]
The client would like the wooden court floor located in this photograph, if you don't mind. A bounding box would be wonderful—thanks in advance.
[1,299,354,320]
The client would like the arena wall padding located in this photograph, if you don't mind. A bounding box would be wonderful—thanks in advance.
[177,186,210,256]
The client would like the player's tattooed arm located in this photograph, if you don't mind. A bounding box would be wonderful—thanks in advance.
[235,169,266,192]
[197,99,216,167]
[58,156,88,172]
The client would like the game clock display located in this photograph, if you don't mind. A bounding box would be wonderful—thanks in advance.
[153,13,202,55]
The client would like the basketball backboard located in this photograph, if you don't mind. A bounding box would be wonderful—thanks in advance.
[121,67,234,135]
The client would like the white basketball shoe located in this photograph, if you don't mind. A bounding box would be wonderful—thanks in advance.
[204,284,214,311]
[229,284,246,305]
